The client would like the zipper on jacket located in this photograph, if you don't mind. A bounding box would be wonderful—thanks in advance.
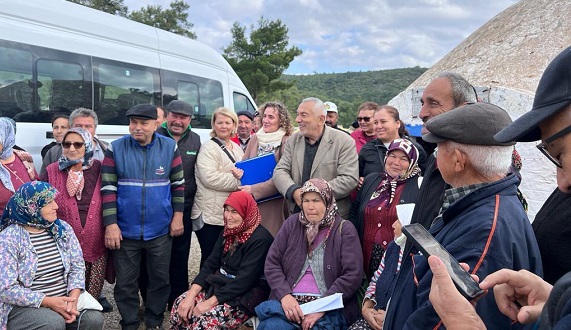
[141,147,147,239]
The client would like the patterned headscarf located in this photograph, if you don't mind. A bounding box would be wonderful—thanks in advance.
[371,138,421,205]
[298,178,338,248]
[0,118,16,192]
[0,181,67,241]
[58,128,93,200]
[222,191,261,253]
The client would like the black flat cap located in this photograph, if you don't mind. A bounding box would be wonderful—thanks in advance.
[495,46,571,143]
[167,100,193,116]
[125,104,158,120]
[236,111,254,121]
[423,103,515,146]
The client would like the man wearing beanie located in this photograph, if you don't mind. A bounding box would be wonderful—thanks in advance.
[102,104,185,329]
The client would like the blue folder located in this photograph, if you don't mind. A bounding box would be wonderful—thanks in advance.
[235,153,281,202]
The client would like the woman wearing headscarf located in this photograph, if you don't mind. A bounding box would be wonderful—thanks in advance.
[0,117,37,210]
[170,191,273,329]
[257,179,363,329]
[350,138,422,279]
[0,181,104,329]
[40,127,108,300]
[240,101,293,236]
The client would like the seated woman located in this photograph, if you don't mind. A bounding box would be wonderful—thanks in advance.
[0,181,104,329]
[170,190,273,329]
[257,178,363,329]
[349,219,406,330]
[350,138,421,279]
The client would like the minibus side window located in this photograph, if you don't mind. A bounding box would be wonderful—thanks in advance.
[233,92,256,113]
[37,59,84,118]
[0,46,33,119]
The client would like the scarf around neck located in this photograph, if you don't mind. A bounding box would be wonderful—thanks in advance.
[298,178,338,251]
[255,128,286,156]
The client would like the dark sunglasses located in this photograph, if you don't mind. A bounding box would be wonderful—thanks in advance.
[536,124,571,168]
[357,116,371,122]
[62,141,85,149]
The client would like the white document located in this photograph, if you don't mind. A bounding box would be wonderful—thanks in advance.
[299,292,344,315]
[396,203,415,226]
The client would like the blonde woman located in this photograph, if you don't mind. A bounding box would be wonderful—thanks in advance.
[192,107,244,265]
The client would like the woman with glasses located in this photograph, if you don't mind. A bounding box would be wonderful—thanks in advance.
[41,127,109,301]
[0,117,37,211]
[350,102,379,153]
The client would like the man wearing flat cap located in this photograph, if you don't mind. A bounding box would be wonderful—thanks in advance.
[156,100,201,308]
[231,110,254,151]
[382,103,542,329]
[102,104,185,329]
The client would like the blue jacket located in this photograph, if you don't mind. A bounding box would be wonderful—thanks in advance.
[102,134,184,240]
[384,173,543,329]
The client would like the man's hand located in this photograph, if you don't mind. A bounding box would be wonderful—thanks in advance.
[428,256,486,330]
[480,269,552,324]
[293,189,302,208]
[281,294,303,324]
[105,224,122,250]
[302,312,325,330]
[170,212,184,237]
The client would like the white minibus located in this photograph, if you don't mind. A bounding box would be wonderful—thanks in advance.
[0,0,257,168]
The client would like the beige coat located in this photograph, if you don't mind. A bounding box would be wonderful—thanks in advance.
[242,134,289,236]
[191,139,244,226]
[272,125,359,218]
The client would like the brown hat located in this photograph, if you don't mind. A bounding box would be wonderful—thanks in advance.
[423,103,515,146]
[125,104,158,120]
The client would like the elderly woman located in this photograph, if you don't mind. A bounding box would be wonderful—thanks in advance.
[0,181,104,329]
[241,101,293,236]
[192,107,245,266]
[349,219,407,330]
[40,127,107,300]
[256,178,363,329]
[350,138,421,279]
[0,117,37,211]
[170,191,273,329]
[359,105,426,179]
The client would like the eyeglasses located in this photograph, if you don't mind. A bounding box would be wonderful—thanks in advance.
[62,141,85,149]
[357,116,371,122]
[536,124,571,168]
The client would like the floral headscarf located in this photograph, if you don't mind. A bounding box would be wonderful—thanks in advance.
[58,128,93,200]
[371,138,421,205]
[222,191,261,253]
[0,118,17,192]
[298,178,338,249]
[0,181,67,241]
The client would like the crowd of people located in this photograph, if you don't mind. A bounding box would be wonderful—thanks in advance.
[0,45,570,330]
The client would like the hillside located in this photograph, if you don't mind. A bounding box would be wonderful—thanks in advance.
[259,67,427,127]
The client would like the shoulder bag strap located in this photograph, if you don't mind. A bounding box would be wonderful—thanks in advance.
[211,138,236,163]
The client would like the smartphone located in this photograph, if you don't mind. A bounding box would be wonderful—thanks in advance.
[402,223,484,299]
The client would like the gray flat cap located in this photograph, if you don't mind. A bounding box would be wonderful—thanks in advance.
[423,103,515,146]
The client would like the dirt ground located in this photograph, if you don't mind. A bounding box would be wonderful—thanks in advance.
[101,233,201,329]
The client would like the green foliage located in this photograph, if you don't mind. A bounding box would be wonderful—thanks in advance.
[67,0,128,16]
[128,0,196,39]
[259,67,427,127]
[223,17,302,102]
[66,0,196,39]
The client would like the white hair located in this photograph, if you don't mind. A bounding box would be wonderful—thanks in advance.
[446,141,512,178]
[301,97,326,116]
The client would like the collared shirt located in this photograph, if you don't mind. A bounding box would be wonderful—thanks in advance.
[441,182,489,213]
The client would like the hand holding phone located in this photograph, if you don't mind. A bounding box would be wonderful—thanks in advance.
[402,223,484,299]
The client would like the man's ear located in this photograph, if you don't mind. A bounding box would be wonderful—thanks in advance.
[453,149,466,173]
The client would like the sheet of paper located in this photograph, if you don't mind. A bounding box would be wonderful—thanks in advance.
[299,292,344,315]
[396,203,415,226]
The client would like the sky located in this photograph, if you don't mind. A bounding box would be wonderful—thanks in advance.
[124,0,519,74]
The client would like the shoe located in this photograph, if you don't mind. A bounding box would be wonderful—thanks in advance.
[98,296,113,313]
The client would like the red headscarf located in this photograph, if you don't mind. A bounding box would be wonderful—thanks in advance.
[222,191,261,253]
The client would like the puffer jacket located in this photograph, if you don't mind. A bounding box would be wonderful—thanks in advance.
[191,139,243,226]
